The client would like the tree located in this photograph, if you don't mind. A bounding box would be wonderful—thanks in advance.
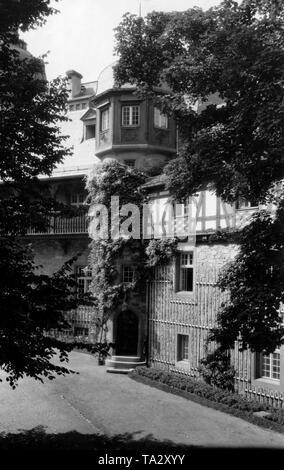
[0,0,103,387]
[114,0,284,353]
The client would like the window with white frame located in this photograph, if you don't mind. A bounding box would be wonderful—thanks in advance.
[174,199,189,236]
[70,192,86,207]
[100,107,109,131]
[76,266,92,298]
[177,334,189,361]
[122,105,140,127]
[178,252,194,292]
[124,159,136,168]
[154,107,168,129]
[122,265,135,283]
[261,350,280,381]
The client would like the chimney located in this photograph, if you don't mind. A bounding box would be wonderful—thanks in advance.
[66,70,83,98]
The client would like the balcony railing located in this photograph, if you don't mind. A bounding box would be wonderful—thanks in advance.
[27,213,88,235]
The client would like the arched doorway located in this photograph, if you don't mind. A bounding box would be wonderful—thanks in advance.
[116,310,139,356]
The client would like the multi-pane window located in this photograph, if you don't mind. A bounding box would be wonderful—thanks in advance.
[179,252,194,292]
[177,334,189,361]
[174,199,189,236]
[154,107,168,129]
[124,159,136,168]
[69,103,87,112]
[236,198,258,210]
[122,265,135,283]
[101,108,109,131]
[74,326,89,337]
[122,105,140,127]
[261,350,280,380]
[70,192,86,207]
[76,266,92,298]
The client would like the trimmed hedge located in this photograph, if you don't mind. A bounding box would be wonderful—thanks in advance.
[130,367,284,427]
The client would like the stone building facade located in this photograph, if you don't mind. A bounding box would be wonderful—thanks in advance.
[144,176,284,406]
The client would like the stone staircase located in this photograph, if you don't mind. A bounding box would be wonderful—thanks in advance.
[106,355,146,373]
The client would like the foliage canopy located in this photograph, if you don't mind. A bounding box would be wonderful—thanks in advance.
[0,0,104,386]
[114,0,284,354]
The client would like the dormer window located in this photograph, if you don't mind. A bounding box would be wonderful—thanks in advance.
[154,107,168,129]
[81,108,96,140]
[85,123,96,140]
[122,105,140,127]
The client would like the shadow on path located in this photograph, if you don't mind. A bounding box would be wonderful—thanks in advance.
[0,426,195,451]
[0,426,283,464]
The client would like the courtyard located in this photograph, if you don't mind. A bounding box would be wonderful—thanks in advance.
[0,351,283,451]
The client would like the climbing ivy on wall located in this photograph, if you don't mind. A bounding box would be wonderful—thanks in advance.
[86,161,147,342]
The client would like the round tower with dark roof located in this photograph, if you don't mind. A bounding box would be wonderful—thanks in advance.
[93,63,177,172]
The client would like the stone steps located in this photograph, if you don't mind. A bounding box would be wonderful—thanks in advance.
[106,356,146,373]
[110,356,142,363]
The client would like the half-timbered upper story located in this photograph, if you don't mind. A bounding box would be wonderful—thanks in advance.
[142,174,265,242]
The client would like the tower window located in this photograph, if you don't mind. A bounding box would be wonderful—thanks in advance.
[122,105,140,127]
[100,107,110,131]
[154,107,168,129]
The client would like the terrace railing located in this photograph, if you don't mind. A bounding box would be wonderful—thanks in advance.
[27,212,88,235]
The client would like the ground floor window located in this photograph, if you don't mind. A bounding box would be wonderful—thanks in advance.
[177,334,189,361]
[74,326,89,337]
[260,350,280,381]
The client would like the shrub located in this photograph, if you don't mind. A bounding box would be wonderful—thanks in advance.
[131,366,284,424]
[198,349,235,392]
